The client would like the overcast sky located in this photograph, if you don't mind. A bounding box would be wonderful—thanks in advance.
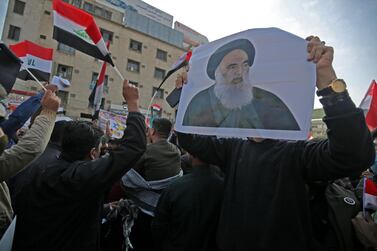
[144,0,377,108]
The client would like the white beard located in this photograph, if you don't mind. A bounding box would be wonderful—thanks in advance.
[213,67,253,110]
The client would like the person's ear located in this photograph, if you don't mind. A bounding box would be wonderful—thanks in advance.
[89,147,97,160]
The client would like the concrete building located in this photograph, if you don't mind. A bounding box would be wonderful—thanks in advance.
[310,108,327,139]
[1,0,191,119]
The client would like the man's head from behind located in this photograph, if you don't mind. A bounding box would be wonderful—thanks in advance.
[148,118,172,143]
[61,121,104,161]
[207,39,256,109]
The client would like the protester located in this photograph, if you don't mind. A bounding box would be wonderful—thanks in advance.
[133,118,181,181]
[121,117,182,250]
[12,81,146,251]
[152,155,224,251]
[0,90,60,236]
[174,36,375,250]
[8,120,68,204]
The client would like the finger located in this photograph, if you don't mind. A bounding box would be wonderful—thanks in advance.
[182,71,187,83]
[175,76,183,89]
[305,35,314,41]
[313,46,324,62]
[307,45,317,61]
[307,40,321,52]
[365,212,374,223]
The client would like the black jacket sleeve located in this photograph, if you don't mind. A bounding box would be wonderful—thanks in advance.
[176,133,235,169]
[62,112,147,195]
[299,95,375,181]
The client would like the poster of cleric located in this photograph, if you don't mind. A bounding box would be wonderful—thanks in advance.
[175,28,316,140]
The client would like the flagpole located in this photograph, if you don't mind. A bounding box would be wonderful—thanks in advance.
[21,65,47,91]
[113,66,124,81]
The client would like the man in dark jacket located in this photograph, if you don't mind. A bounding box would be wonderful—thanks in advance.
[152,155,224,251]
[175,36,375,250]
[12,81,146,251]
[8,120,68,204]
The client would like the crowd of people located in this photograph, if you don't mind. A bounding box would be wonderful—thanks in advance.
[0,36,376,251]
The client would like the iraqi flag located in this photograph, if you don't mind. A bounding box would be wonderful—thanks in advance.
[52,0,114,66]
[156,50,192,89]
[363,177,377,211]
[9,40,53,82]
[0,42,22,93]
[359,80,377,129]
[88,60,107,111]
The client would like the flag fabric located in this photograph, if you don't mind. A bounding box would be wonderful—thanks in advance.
[156,50,192,89]
[363,177,377,211]
[0,42,22,93]
[52,0,114,66]
[88,41,109,112]
[359,80,377,129]
[9,40,53,82]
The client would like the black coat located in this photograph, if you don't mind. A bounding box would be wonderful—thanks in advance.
[12,112,146,251]
[152,165,224,251]
[177,95,374,251]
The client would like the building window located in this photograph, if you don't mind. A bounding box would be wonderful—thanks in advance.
[156,49,167,61]
[154,68,166,80]
[152,87,164,99]
[127,60,140,73]
[13,0,25,15]
[57,90,69,109]
[8,25,21,41]
[103,10,112,20]
[57,43,75,55]
[129,39,142,53]
[56,64,73,80]
[83,2,94,12]
[71,0,82,7]
[90,72,109,94]
[100,28,113,42]
[87,5,112,20]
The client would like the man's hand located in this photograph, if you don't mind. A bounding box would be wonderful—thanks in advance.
[41,90,60,112]
[122,80,139,112]
[352,212,377,248]
[175,71,188,89]
[306,36,337,90]
[45,84,59,93]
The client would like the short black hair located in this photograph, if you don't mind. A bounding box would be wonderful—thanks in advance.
[50,121,68,145]
[61,121,103,161]
[152,118,172,139]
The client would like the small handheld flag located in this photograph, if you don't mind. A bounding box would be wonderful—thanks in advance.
[359,80,377,129]
[0,42,22,93]
[9,40,53,82]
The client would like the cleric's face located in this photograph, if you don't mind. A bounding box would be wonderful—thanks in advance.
[219,49,250,85]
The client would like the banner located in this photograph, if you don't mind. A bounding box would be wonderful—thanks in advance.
[98,109,127,138]
[175,28,316,140]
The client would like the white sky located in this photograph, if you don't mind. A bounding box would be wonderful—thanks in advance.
[144,0,377,108]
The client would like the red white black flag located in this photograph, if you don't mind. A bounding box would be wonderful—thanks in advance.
[52,0,114,66]
[359,80,377,129]
[0,42,22,93]
[9,40,53,82]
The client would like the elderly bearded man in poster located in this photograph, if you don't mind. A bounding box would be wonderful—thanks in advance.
[183,39,300,130]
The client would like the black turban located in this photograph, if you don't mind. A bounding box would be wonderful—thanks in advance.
[206,39,255,80]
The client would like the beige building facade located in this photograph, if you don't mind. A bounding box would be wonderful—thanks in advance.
[2,0,186,119]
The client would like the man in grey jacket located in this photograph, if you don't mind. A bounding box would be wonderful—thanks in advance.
[0,90,60,236]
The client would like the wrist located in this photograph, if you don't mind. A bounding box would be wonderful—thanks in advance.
[127,101,139,112]
[317,67,337,90]
[40,108,57,116]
